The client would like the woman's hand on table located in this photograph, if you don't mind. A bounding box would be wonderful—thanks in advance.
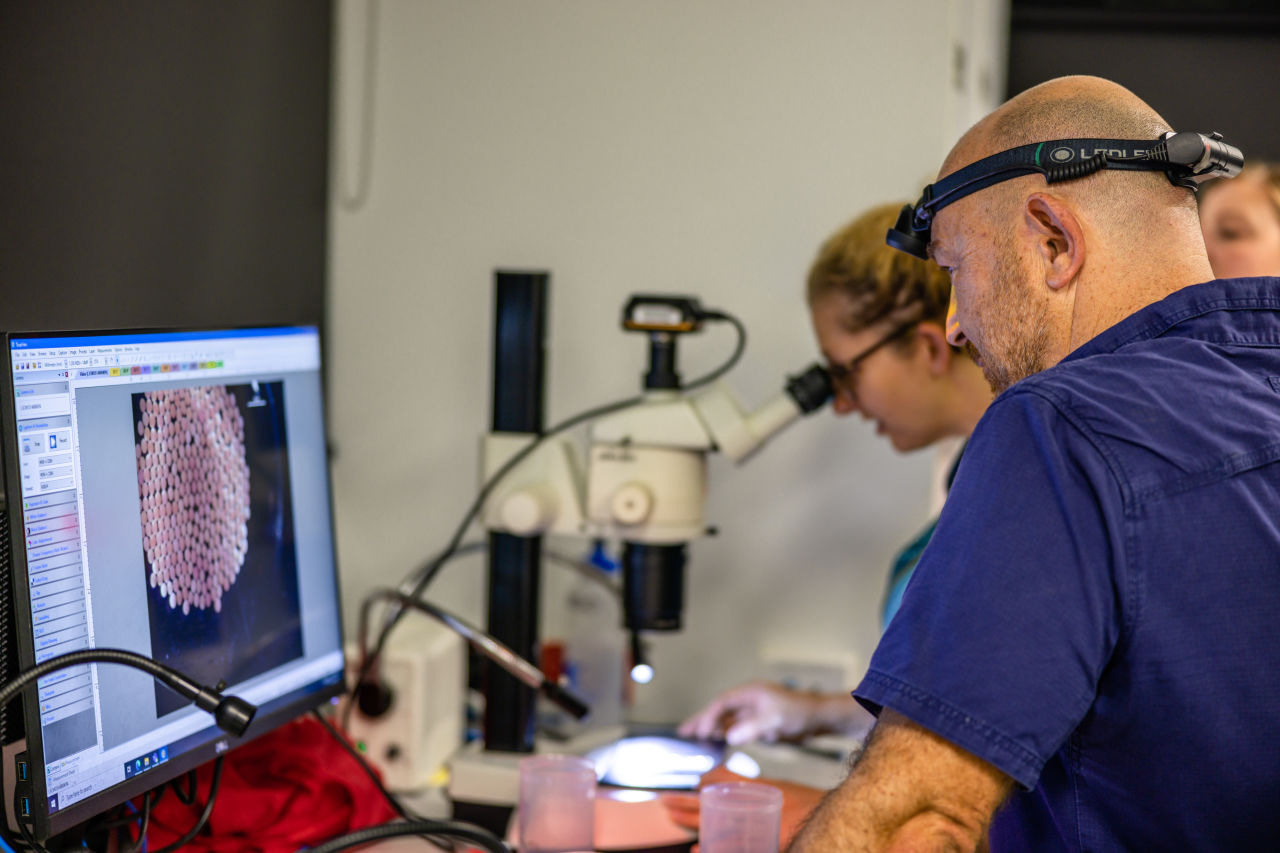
[677,682,827,746]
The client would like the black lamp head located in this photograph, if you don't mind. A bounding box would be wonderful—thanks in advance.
[885,202,932,260]
[213,695,257,737]
[541,680,590,720]
[193,685,258,736]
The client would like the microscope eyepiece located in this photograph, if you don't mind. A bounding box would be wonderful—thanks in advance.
[787,363,834,414]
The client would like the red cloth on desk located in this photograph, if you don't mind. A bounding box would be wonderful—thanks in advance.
[144,716,397,853]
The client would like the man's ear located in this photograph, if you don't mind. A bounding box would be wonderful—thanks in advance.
[915,322,952,376]
[1024,193,1085,291]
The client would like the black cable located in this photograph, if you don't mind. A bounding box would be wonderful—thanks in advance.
[0,650,254,736]
[343,391,640,723]
[171,770,198,806]
[149,782,167,810]
[0,651,177,709]
[95,809,153,831]
[0,651,248,853]
[1044,152,1110,184]
[392,541,487,601]
[310,711,412,821]
[347,309,747,710]
[399,543,617,601]
[298,819,509,853]
[542,550,622,600]
[146,756,225,853]
[684,310,747,391]
[408,391,643,592]
[343,543,617,730]
[9,785,49,853]
[309,711,458,852]
[342,542,489,729]
[118,790,152,853]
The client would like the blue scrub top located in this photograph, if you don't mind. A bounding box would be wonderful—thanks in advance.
[881,518,936,629]
[881,445,963,629]
[855,278,1280,851]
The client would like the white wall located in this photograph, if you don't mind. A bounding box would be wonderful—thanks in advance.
[329,0,1007,724]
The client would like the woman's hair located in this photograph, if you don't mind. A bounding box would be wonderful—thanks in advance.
[1200,162,1280,220]
[805,202,953,333]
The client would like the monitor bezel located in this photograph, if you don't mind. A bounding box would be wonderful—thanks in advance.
[0,324,347,841]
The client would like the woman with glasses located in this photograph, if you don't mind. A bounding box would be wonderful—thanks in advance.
[664,202,993,844]
[806,202,992,625]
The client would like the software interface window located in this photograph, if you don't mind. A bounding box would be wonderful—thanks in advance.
[8,329,343,818]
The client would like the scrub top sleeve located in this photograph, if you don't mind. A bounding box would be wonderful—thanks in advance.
[854,389,1128,790]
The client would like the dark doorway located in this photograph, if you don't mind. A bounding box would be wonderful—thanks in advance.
[0,2,332,333]
[1007,1,1280,162]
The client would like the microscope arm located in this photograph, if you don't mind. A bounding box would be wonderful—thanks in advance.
[479,364,832,539]
[691,363,834,463]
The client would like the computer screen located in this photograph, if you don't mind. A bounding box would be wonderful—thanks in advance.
[0,326,345,840]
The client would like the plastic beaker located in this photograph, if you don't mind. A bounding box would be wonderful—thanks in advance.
[518,754,596,853]
[699,781,783,853]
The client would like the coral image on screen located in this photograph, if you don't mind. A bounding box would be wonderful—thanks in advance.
[132,382,303,717]
[137,386,250,614]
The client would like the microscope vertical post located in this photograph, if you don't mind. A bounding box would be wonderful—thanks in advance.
[484,270,547,753]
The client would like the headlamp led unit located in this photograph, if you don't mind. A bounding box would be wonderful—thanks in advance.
[886,131,1245,259]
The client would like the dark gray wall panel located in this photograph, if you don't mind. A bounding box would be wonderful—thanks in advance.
[1008,10,1280,163]
[0,1,331,333]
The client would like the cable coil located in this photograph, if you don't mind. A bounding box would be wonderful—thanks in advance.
[1044,152,1109,184]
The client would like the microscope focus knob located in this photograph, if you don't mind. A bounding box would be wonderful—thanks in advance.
[500,486,555,535]
[611,482,654,525]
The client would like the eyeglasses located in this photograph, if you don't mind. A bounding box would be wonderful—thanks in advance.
[825,321,917,396]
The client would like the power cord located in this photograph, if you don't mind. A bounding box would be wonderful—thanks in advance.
[543,549,621,600]
[8,787,48,853]
[310,712,415,821]
[0,649,253,852]
[169,770,198,806]
[297,819,508,853]
[145,756,225,853]
[10,734,225,853]
[309,708,508,853]
[685,310,747,391]
[309,711,458,852]
[391,542,619,604]
[117,790,151,853]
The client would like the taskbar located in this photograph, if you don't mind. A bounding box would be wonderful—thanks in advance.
[45,668,344,820]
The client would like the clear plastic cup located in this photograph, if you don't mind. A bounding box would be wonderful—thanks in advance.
[518,754,597,853]
[699,781,783,853]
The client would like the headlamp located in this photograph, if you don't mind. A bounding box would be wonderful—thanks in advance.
[886,131,1245,259]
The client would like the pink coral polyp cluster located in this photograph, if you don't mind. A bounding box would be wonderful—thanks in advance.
[136,387,251,615]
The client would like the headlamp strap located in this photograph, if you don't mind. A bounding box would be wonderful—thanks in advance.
[888,131,1242,261]
[914,137,1184,229]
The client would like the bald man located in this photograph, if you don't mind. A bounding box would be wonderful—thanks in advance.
[789,77,1280,851]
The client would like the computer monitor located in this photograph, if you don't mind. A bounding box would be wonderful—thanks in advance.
[0,326,345,841]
